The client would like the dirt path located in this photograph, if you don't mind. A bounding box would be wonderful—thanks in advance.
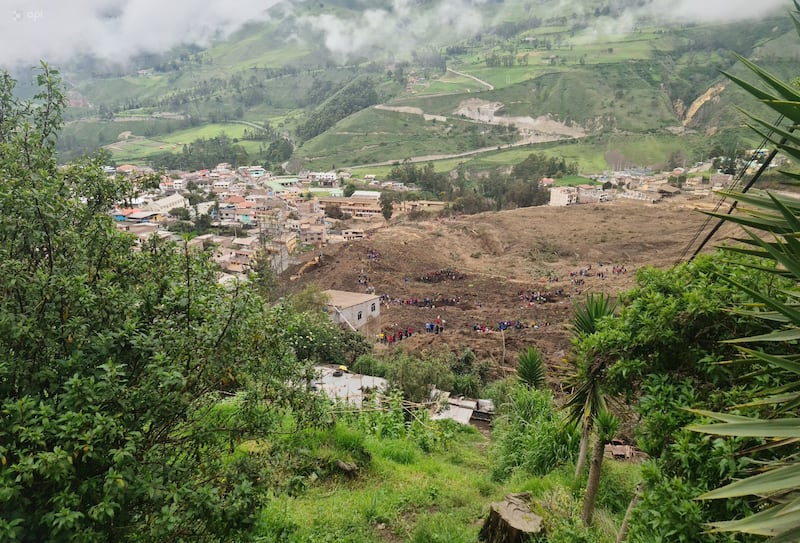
[447,67,494,91]
[346,136,574,168]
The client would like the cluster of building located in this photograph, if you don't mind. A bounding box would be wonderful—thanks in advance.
[548,168,736,207]
[107,163,444,282]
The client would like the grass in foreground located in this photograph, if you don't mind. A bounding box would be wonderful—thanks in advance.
[256,422,498,542]
[249,407,638,543]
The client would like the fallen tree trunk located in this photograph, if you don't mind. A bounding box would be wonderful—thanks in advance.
[479,493,544,543]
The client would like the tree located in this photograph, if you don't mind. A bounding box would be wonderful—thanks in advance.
[581,410,619,526]
[564,293,616,479]
[0,65,333,542]
[169,206,191,220]
[325,202,346,220]
[379,191,396,220]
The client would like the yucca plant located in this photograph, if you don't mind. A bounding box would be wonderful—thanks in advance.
[687,6,800,538]
[581,410,620,526]
[517,345,546,389]
[572,293,617,337]
[565,293,617,478]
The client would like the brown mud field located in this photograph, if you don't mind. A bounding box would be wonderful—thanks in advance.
[289,197,735,382]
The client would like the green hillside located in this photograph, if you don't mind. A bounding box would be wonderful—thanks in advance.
[54,1,800,173]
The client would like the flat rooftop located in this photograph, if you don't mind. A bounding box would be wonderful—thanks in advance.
[323,289,379,309]
[313,366,387,407]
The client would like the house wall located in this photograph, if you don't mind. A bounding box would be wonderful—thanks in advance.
[549,188,577,206]
[331,299,380,336]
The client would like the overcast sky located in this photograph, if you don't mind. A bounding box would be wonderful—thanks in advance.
[0,0,791,69]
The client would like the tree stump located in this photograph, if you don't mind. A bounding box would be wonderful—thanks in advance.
[334,459,359,478]
[479,493,544,543]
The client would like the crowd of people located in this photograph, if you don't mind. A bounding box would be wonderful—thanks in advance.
[472,320,550,333]
[379,294,461,308]
[376,326,414,345]
[518,289,566,305]
[418,267,466,283]
[348,254,633,346]
[425,316,446,334]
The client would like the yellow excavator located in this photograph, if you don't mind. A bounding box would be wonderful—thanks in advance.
[290,254,323,281]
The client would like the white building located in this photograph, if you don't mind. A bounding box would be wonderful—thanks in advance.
[145,193,190,213]
[549,187,578,207]
[351,190,381,200]
[310,171,339,187]
[248,166,267,178]
[323,290,380,337]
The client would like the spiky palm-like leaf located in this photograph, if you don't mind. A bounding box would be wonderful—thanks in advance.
[566,293,618,477]
[688,7,800,536]
[565,293,618,425]
[517,346,546,389]
[572,293,617,337]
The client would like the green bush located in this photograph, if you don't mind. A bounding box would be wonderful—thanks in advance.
[595,461,640,515]
[385,351,454,403]
[491,386,580,480]
[352,354,389,377]
[627,462,710,543]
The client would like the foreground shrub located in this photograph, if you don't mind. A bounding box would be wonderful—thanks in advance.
[491,385,580,480]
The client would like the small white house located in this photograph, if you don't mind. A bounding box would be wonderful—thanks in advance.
[323,290,380,337]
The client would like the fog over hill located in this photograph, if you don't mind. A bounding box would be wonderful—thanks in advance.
[0,0,789,69]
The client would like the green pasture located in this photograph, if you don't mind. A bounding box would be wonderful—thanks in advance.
[351,157,466,180]
[555,175,598,186]
[104,138,171,163]
[294,107,519,170]
[158,122,251,144]
[411,71,488,96]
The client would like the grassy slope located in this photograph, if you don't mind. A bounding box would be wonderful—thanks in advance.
[255,423,634,542]
[262,431,496,541]
[349,132,705,179]
[293,107,519,170]
[63,6,799,172]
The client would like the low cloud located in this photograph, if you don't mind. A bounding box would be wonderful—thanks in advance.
[302,0,487,62]
[644,0,787,23]
[0,0,280,69]
[0,0,792,71]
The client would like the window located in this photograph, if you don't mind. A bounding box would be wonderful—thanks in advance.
[357,311,362,320]
[371,303,376,312]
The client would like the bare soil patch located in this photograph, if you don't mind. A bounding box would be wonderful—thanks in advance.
[290,197,732,380]
[453,98,586,141]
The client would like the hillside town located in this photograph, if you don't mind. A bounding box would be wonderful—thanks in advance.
[105,159,760,285]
